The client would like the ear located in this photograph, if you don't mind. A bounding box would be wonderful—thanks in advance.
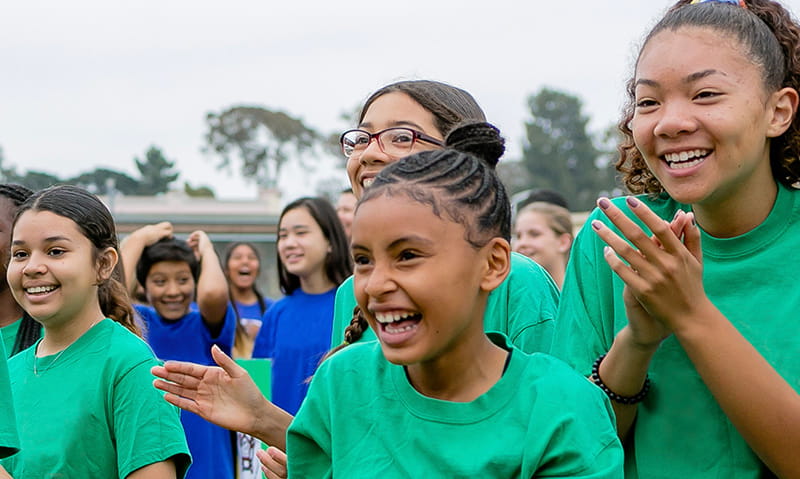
[766,87,799,138]
[556,233,573,255]
[479,238,511,293]
[96,247,119,283]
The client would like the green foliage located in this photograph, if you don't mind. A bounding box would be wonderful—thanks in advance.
[70,168,140,195]
[184,181,215,198]
[521,87,618,211]
[135,146,179,195]
[204,106,322,188]
[11,171,63,191]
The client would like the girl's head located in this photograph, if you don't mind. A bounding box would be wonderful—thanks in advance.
[344,80,487,199]
[8,185,139,335]
[0,184,33,292]
[617,0,800,201]
[136,238,199,320]
[513,202,573,286]
[277,197,352,295]
[350,122,510,365]
[224,242,262,293]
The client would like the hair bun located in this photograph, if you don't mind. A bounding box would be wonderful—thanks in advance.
[444,121,505,168]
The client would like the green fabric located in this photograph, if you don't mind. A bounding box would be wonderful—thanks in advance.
[288,333,623,478]
[1,319,192,478]
[331,252,560,354]
[0,339,19,459]
[1,319,20,358]
[550,183,800,479]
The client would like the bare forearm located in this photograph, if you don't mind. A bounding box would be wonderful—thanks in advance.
[676,303,800,477]
[197,251,229,324]
[250,400,293,450]
[119,235,147,296]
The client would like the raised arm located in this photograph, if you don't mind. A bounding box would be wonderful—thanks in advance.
[186,231,229,330]
[120,222,174,296]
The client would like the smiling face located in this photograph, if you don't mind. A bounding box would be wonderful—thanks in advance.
[7,210,108,329]
[277,206,330,282]
[351,193,492,367]
[631,26,781,210]
[145,260,195,320]
[512,210,569,276]
[346,92,444,199]
[226,244,260,291]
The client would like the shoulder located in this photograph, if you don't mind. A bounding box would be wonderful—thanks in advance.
[316,340,382,378]
[507,252,559,290]
[102,320,158,366]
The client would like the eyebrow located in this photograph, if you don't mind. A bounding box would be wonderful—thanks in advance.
[351,235,436,252]
[634,69,725,88]
[358,120,427,131]
[11,235,72,246]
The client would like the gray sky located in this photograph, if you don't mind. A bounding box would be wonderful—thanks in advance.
[2,0,798,201]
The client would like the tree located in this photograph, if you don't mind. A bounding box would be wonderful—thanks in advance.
[69,168,140,195]
[521,88,618,211]
[14,171,62,191]
[184,181,215,198]
[135,146,179,195]
[204,106,321,188]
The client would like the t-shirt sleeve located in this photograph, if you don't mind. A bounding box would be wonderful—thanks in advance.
[286,360,334,479]
[206,304,237,353]
[330,277,356,349]
[112,356,191,479]
[503,253,560,354]
[252,306,277,359]
[0,341,18,459]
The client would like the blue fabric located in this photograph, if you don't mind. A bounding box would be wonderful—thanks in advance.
[135,304,237,479]
[252,288,336,416]
[234,300,273,322]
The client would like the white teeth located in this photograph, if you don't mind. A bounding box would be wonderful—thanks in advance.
[385,323,417,334]
[375,311,415,324]
[664,149,710,167]
[363,178,374,188]
[26,286,56,294]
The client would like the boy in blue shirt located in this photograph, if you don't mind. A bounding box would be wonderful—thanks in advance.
[122,221,236,479]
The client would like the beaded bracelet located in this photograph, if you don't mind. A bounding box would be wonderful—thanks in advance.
[590,353,651,405]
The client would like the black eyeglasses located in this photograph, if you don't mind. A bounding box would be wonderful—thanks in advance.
[339,127,444,158]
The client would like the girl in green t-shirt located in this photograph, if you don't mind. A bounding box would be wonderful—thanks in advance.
[550,0,800,477]
[1,185,191,478]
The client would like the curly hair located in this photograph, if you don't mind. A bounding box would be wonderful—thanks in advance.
[617,0,800,194]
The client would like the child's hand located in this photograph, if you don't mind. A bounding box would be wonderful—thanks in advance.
[258,447,288,479]
[593,197,706,338]
[187,230,214,260]
[134,222,173,246]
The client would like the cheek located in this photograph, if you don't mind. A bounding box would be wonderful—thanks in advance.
[346,158,361,192]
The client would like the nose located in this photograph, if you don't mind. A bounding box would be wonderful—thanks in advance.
[22,251,47,276]
[164,280,181,297]
[362,261,396,299]
[652,100,697,138]
[357,137,392,166]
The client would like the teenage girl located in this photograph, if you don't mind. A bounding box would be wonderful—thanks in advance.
[287,123,622,477]
[251,197,351,416]
[512,201,574,289]
[550,1,800,477]
[0,184,40,357]
[224,242,274,358]
[0,185,190,478]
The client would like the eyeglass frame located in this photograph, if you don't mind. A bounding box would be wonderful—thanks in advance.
[339,127,445,158]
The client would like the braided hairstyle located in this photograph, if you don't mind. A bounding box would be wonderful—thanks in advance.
[14,185,141,337]
[0,184,41,355]
[334,122,509,352]
[617,0,800,194]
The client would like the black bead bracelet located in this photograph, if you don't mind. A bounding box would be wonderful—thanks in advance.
[590,353,651,405]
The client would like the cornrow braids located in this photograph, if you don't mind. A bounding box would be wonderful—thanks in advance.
[362,122,511,249]
[0,184,34,206]
[11,312,41,356]
[618,0,800,193]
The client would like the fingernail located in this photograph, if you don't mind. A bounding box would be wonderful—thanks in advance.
[591,220,604,231]
[673,210,682,220]
[603,246,613,256]
[626,196,639,208]
[690,212,696,227]
[598,198,611,210]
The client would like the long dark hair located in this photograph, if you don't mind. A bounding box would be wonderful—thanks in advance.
[277,197,352,295]
[14,185,140,337]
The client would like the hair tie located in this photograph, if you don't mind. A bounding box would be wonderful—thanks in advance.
[690,0,747,8]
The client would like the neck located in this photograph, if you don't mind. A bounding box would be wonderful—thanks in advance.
[231,285,258,304]
[406,327,508,402]
[0,289,24,328]
[547,265,565,290]
[299,270,335,295]
[694,179,778,238]
[38,303,106,356]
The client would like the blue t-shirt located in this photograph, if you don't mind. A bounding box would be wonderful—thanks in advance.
[234,300,273,324]
[252,288,336,416]
[135,304,237,479]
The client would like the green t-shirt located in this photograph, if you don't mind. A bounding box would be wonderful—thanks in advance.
[288,333,623,478]
[0,340,19,459]
[331,252,560,354]
[550,183,800,478]
[1,318,192,478]
[1,319,20,358]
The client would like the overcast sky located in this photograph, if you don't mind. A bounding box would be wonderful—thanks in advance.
[2,0,798,201]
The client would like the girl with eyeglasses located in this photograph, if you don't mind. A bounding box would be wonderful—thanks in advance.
[550,0,800,476]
